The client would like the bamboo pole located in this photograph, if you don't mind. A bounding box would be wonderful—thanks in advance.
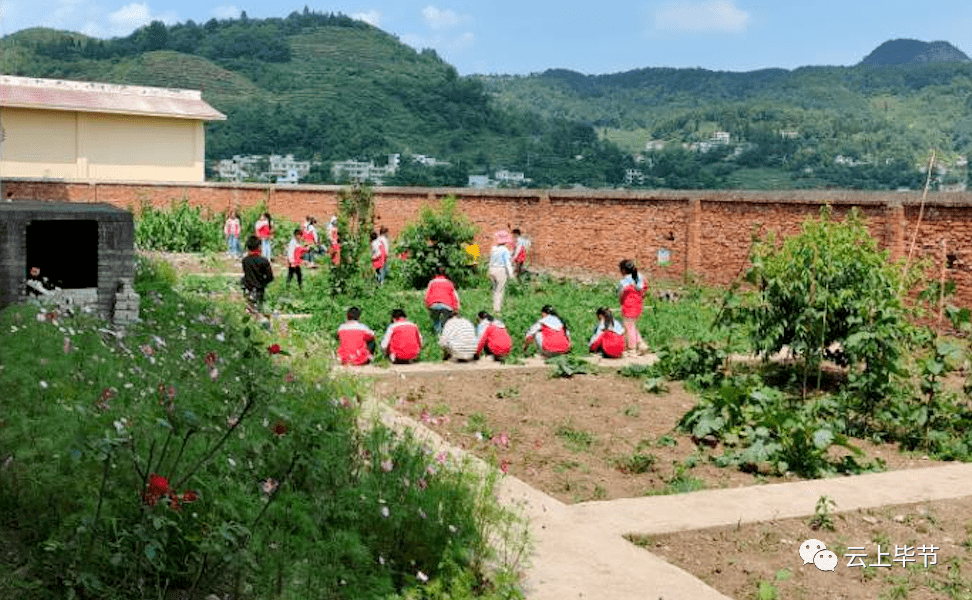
[902,151,936,284]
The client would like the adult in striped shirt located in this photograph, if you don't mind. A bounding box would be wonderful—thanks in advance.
[438,311,478,362]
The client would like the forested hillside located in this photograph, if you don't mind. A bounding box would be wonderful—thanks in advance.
[3,14,972,190]
[0,11,627,187]
[478,55,972,189]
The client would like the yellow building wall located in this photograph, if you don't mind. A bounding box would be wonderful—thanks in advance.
[1,107,206,182]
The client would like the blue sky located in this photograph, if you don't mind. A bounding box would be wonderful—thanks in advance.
[3,0,972,75]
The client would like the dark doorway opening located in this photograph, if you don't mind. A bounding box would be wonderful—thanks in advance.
[26,220,98,289]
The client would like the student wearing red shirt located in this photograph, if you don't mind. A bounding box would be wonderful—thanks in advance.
[523,305,571,358]
[336,306,376,366]
[618,259,649,354]
[285,228,306,290]
[424,266,460,335]
[255,212,273,259]
[381,308,423,364]
[370,231,387,285]
[588,307,626,358]
[512,228,531,278]
[475,311,512,361]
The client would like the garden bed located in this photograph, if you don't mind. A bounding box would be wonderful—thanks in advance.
[372,369,951,504]
[635,496,972,600]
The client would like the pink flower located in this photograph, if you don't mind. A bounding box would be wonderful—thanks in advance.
[435,451,448,464]
[62,337,73,353]
[284,372,295,383]
[380,459,394,472]
[491,432,510,448]
[209,368,219,381]
[499,460,510,474]
[417,478,428,490]
[261,478,279,495]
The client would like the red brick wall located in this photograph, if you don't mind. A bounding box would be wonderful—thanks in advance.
[8,179,972,307]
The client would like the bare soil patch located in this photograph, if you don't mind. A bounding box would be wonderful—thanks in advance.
[637,497,972,600]
[371,369,950,504]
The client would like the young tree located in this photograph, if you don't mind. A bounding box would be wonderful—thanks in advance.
[735,207,912,414]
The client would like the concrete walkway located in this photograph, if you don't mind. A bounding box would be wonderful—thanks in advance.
[355,358,972,600]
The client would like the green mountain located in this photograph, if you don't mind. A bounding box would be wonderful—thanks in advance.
[476,42,972,189]
[0,12,627,187]
[4,22,972,191]
[859,39,970,66]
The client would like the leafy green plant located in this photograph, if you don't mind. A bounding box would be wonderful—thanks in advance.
[135,197,224,252]
[555,425,595,452]
[613,452,657,474]
[394,196,480,290]
[734,207,912,414]
[809,495,837,531]
[330,184,377,296]
[546,354,593,378]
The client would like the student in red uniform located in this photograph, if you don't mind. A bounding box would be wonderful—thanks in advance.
[381,308,423,364]
[255,212,273,259]
[618,259,649,354]
[326,216,341,266]
[370,231,387,285]
[475,311,513,361]
[512,228,531,278]
[424,266,460,336]
[588,307,626,358]
[285,228,306,290]
[336,306,376,366]
[523,305,571,358]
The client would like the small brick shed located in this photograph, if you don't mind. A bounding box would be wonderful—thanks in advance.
[0,200,137,321]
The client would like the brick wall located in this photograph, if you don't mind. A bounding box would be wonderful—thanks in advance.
[8,179,972,308]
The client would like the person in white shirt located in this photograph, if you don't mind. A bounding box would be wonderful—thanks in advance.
[488,230,515,313]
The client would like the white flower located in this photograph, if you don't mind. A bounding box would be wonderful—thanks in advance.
[227,457,237,467]
[215,332,225,342]
[39,380,48,389]
[416,571,428,583]
[381,506,390,518]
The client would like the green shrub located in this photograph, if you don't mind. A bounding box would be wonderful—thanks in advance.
[733,206,912,414]
[395,196,480,290]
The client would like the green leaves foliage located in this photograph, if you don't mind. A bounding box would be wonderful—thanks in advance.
[735,207,911,413]
[395,196,481,290]
[0,257,513,599]
[135,198,224,253]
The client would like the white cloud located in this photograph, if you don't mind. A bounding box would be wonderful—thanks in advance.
[213,5,240,20]
[352,10,382,27]
[108,3,151,30]
[105,2,176,35]
[421,6,468,30]
[653,0,750,33]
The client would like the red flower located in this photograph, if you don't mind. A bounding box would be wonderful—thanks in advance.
[268,344,282,355]
[148,474,170,496]
[169,496,181,511]
[143,473,171,507]
[271,420,288,436]
[204,351,218,368]
[182,490,199,503]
